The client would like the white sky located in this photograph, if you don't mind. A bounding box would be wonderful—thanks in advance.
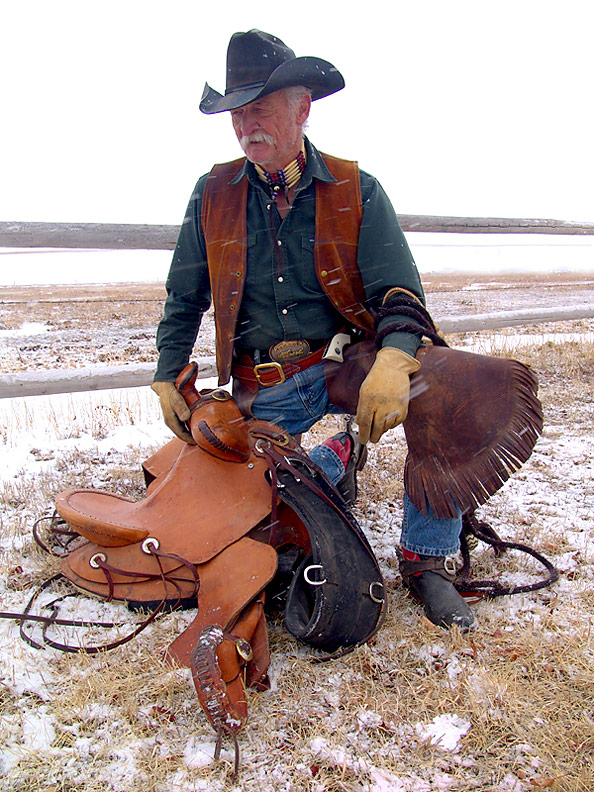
[1,0,593,225]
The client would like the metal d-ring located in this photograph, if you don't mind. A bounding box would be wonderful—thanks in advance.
[369,581,385,604]
[141,537,160,555]
[286,456,317,478]
[234,638,253,662]
[444,556,458,577]
[211,390,230,401]
[89,552,107,569]
[254,438,271,453]
[303,564,327,586]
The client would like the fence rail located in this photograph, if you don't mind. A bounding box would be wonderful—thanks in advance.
[2,305,593,399]
[2,216,594,250]
[1,216,593,398]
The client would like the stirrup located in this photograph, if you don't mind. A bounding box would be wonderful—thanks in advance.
[336,416,368,507]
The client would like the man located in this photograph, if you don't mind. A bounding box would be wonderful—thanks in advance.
[152,30,474,631]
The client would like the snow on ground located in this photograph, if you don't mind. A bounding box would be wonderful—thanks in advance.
[1,246,593,790]
[0,248,173,286]
[0,322,50,339]
[1,352,592,790]
[1,234,593,286]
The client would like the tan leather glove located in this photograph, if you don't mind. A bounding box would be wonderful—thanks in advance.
[355,347,421,444]
[151,381,195,444]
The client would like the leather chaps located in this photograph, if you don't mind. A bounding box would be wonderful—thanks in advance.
[325,341,543,518]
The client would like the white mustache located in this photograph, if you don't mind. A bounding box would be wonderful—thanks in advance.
[240,131,276,151]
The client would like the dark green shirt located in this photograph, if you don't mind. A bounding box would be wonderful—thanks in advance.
[155,139,425,381]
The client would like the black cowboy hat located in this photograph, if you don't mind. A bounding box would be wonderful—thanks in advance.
[199,29,344,115]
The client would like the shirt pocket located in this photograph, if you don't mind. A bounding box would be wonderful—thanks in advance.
[244,232,261,286]
[298,235,322,295]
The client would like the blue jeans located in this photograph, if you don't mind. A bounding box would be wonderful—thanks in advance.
[249,361,461,557]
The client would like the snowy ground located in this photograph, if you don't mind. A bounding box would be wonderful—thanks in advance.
[1,233,593,286]
[1,247,593,791]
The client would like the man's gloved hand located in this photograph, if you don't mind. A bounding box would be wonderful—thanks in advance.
[151,381,195,444]
[355,347,421,444]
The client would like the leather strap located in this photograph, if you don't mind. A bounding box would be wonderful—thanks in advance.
[398,553,458,584]
[232,344,326,389]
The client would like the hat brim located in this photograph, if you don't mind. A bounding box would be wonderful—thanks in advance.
[199,56,344,115]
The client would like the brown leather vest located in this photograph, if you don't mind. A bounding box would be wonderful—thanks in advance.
[201,152,374,384]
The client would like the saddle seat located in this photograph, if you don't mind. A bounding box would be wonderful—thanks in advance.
[55,440,272,554]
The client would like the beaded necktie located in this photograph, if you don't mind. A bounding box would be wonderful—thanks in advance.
[255,148,306,193]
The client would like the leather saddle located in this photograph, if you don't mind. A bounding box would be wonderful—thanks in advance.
[53,362,386,738]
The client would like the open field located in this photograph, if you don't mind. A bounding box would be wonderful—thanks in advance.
[1,272,593,791]
[1,271,593,373]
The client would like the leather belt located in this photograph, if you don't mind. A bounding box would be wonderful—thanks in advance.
[232,344,327,388]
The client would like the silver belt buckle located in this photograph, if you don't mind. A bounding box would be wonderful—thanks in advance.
[269,339,311,363]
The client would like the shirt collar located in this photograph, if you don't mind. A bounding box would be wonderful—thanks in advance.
[229,137,336,188]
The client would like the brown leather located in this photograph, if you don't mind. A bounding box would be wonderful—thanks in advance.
[232,344,326,391]
[142,438,185,490]
[324,339,377,412]
[163,539,276,668]
[174,363,252,462]
[314,154,372,334]
[404,345,542,518]
[190,599,269,734]
[217,599,267,687]
[54,383,354,738]
[201,158,248,386]
[201,153,372,385]
[57,386,301,674]
[54,490,150,547]
[175,360,203,411]
[55,440,272,554]
[62,534,276,625]
[325,341,543,519]
[242,600,271,690]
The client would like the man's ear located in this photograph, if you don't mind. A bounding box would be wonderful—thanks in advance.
[296,93,312,126]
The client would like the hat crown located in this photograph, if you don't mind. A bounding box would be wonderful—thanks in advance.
[226,30,296,94]
[199,29,344,114]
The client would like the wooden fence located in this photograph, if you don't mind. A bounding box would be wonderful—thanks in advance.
[2,304,593,399]
[1,216,592,398]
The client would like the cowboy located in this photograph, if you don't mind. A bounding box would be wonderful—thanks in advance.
[152,30,474,631]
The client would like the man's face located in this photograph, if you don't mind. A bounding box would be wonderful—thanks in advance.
[230,89,310,172]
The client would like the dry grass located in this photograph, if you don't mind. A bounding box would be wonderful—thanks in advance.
[1,279,594,791]
[2,272,593,373]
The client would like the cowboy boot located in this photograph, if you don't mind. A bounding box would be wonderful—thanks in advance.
[398,549,475,631]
